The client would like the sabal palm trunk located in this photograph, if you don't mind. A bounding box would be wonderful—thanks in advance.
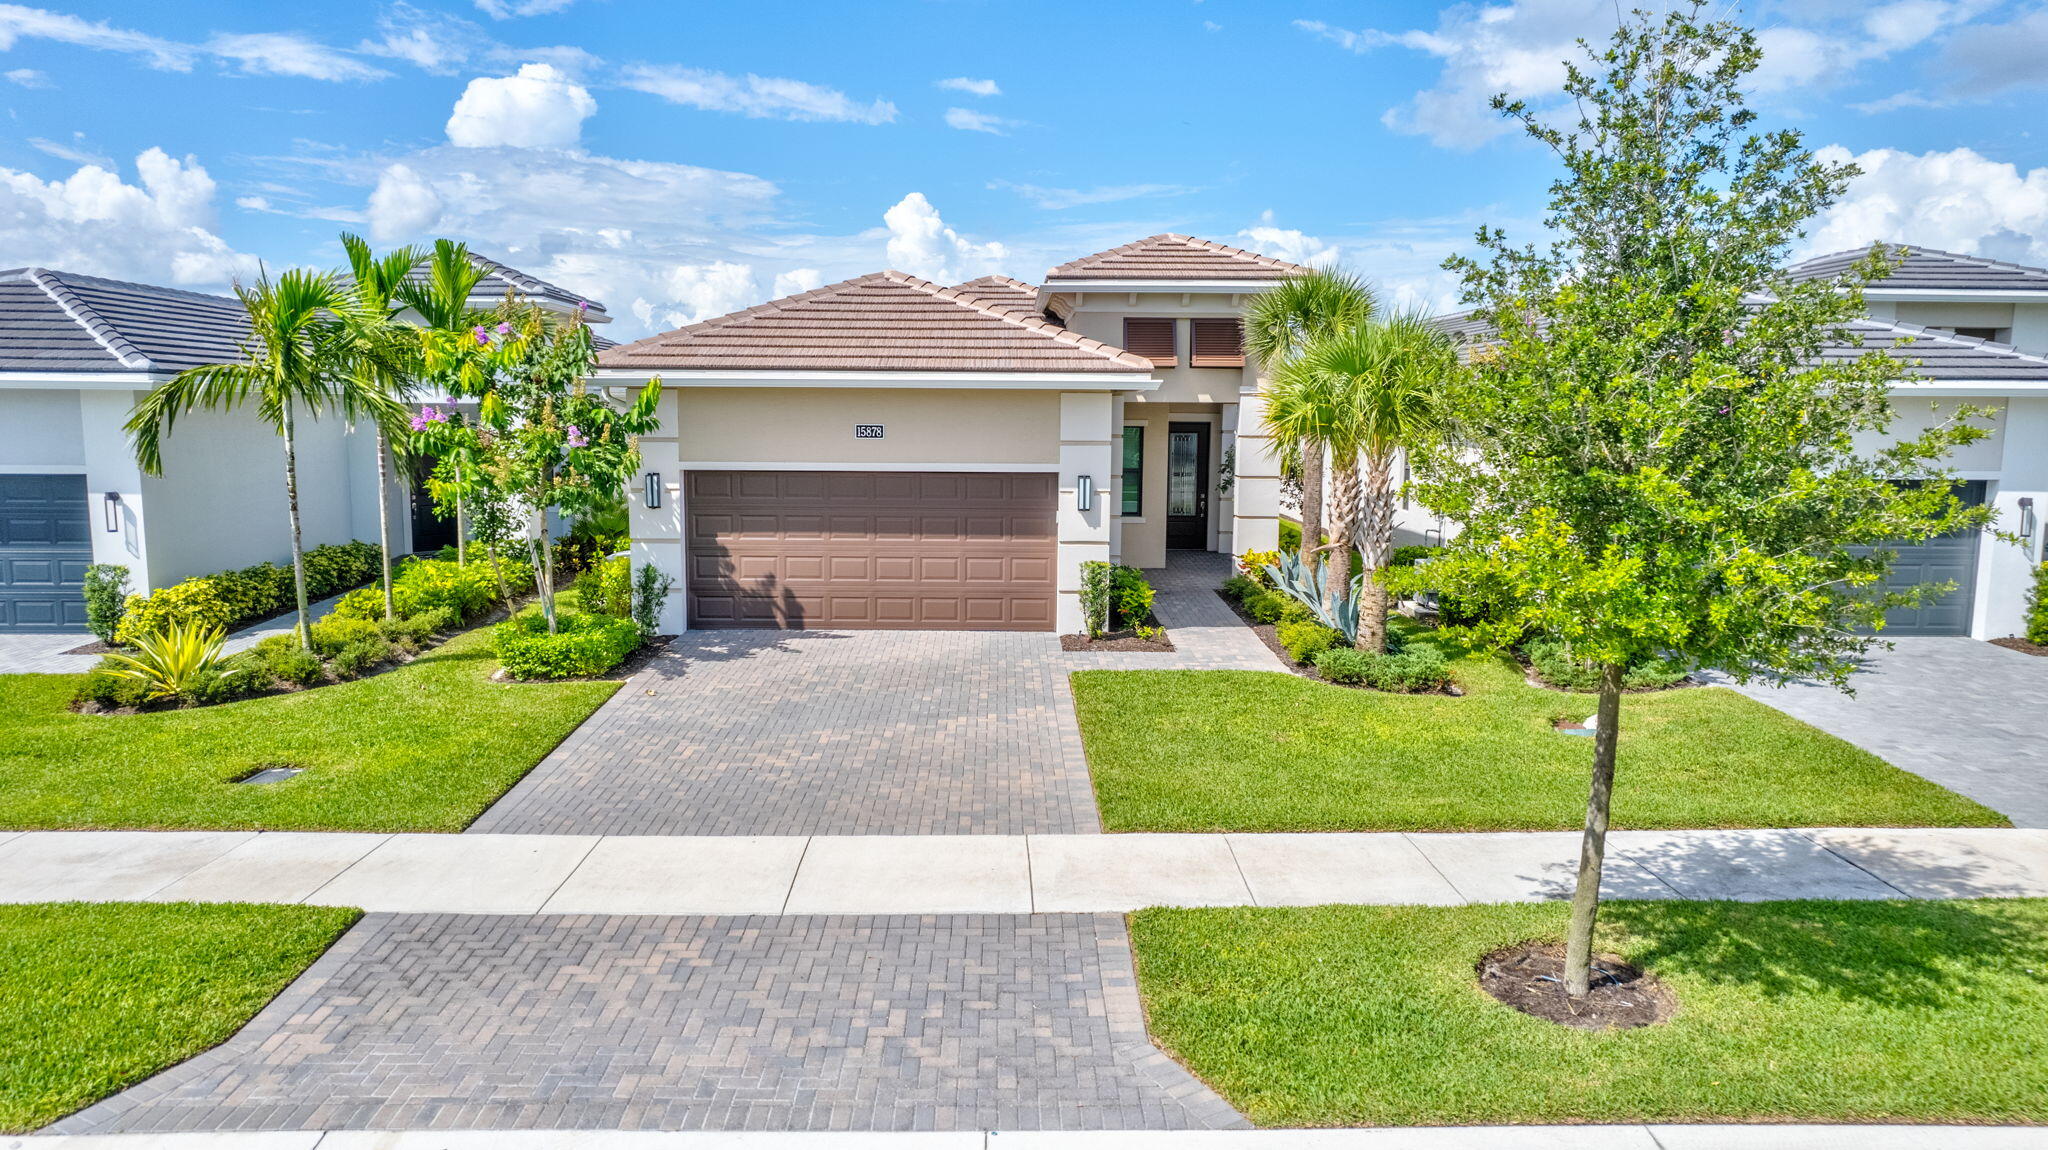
[1564,664,1625,997]
[1298,447,1326,576]
[1324,455,1361,617]
[376,429,395,621]
[1355,450,1398,653]
[280,397,312,648]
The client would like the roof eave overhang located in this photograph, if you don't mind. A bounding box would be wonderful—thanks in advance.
[0,370,169,388]
[589,367,1160,391]
[1041,279,1290,294]
[1890,378,2048,395]
[1860,288,2048,303]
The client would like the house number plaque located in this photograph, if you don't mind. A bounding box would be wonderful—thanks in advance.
[854,424,885,439]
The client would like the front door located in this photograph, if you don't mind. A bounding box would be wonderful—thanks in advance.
[408,456,458,555]
[1166,422,1210,550]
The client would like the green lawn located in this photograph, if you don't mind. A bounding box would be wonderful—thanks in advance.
[1131,899,2048,1127]
[0,626,619,831]
[0,902,359,1133]
[1073,627,2003,831]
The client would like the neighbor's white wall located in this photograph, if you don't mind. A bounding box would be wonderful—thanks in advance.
[1865,396,2007,473]
[1977,396,2048,639]
[2012,303,2048,356]
[1891,301,2017,334]
[0,389,86,470]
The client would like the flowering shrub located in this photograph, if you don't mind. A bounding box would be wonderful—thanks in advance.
[494,611,642,679]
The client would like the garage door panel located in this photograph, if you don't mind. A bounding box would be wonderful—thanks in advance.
[1868,480,1984,636]
[687,469,1055,631]
[0,475,92,633]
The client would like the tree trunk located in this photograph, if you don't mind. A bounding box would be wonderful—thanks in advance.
[280,398,312,648]
[376,429,395,621]
[1324,456,1359,617]
[1564,662,1625,998]
[455,462,467,564]
[531,508,558,634]
[1356,452,1398,653]
[1298,446,1325,576]
[488,542,511,609]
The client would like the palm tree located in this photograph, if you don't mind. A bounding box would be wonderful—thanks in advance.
[1268,312,1457,652]
[1242,269,1375,574]
[128,268,401,646]
[396,240,488,563]
[338,234,424,621]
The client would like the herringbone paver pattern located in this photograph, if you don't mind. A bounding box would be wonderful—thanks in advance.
[472,629,1097,836]
[49,913,1246,1134]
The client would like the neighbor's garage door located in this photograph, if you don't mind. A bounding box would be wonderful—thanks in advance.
[686,470,1056,631]
[0,474,92,632]
[1874,479,1985,636]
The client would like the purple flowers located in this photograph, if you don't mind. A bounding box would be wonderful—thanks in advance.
[473,325,491,345]
[496,321,512,336]
[409,405,450,432]
[565,424,587,448]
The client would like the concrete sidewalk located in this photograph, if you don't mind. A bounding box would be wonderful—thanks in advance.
[10,1123,2048,1146]
[2,827,2042,914]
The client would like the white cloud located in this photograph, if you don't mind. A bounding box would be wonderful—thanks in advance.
[445,63,595,148]
[943,107,1019,135]
[206,32,389,81]
[882,192,1007,282]
[990,179,1197,210]
[644,260,759,328]
[936,76,999,97]
[4,65,47,86]
[620,64,897,124]
[366,163,444,241]
[1237,212,1340,269]
[0,146,253,286]
[358,3,480,74]
[1803,144,2048,267]
[0,4,192,70]
[235,194,272,212]
[771,267,823,297]
[475,0,578,17]
[1850,90,1949,113]
[29,134,108,167]
[1303,1,2000,149]
[1939,5,2048,94]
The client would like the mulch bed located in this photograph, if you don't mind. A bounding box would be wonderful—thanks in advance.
[62,639,117,656]
[1062,619,1174,652]
[1478,940,1677,1031]
[1991,636,2048,657]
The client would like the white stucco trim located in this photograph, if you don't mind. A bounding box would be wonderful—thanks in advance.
[0,463,88,474]
[591,368,1159,391]
[0,371,165,388]
[1863,289,2048,303]
[1042,280,1284,293]
[675,461,1059,472]
[1890,382,2048,395]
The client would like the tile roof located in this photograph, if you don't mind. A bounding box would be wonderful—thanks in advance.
[947,274,1045,320]
[597,270,1155,374]
[1043,233,1310,283]
[0,268,247,374]
[1432,308,2048,382]
[1787,244,2048,293]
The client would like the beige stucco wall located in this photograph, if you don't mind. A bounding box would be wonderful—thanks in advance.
[673,387,1061,465]
[1057,292,1254,405]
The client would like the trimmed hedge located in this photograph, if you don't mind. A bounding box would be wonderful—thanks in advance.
[330,557,530,625]
[1276,619,1342,664]
[1313,645,1452,692]
[1524,638,1689,692]
[494,611,642,679]
[114,542,381,646]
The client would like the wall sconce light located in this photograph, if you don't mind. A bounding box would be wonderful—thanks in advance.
[2021,496,2037,553]
[1076,474,1095,512]
[643,472,662,510]
[102,491,122,533]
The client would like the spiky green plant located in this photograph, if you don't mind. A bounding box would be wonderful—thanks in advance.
[101,621,231,701]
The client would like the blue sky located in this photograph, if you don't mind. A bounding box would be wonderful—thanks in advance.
[5,0,2048,336]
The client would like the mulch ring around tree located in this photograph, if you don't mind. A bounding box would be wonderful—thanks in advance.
[1062,618,1173,652]
[1991,636,2048,657]
[1478,940,1677,1031]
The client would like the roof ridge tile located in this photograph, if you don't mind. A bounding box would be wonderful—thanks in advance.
[23,268,153,370]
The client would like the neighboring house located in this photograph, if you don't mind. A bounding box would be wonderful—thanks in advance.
[0,256,607,633]
[597,235,1307,634]
[1407,243,2048,639]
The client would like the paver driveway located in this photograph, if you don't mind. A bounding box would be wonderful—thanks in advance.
[1722,637,2048,827]
[472,629,1098,836]
[50,913,1246,1134]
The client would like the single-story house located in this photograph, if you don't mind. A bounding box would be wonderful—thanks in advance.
[0,255,606,632]
[595,234,1308,635]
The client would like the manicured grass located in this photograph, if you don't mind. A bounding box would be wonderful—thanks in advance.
[0,902,359,1132]
[1130,899,2048,1127]
[0,626,619,831]
[1073,624,2004,831]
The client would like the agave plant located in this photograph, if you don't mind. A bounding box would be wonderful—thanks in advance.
[1263,553,1362,642]
[101,620,232,701]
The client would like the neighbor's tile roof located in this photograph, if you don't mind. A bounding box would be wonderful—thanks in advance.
[1432,308,2048,382]
[340,251,610,318]
[948,274,1046,320]
[1787,244,2048,293]
[0,267,247,374]
[597,270,1155,374]
[1043,233,1310,283]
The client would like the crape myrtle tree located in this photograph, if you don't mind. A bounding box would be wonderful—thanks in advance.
[1395,6,1995,997]
[413,303,660,633]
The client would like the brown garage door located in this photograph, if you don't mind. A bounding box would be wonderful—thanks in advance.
[686,470,1057,631]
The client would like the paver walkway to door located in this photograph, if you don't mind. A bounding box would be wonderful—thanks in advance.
[1718,637,2048,827]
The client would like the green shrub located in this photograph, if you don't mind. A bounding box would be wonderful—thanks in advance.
[1220,574,1258,603]
[1243,589,1289,624]
[82,564,130,644]
[1276,619,1342,663]
[2027,562,2048,645]
[252,637,325,688]
[1524,638,1689,691]
[494,611,643,679]
[1390,545,1441,568]
[180,654,264,706]
[1110,565,1155,629]
[115,579,236,647]
[1313,645,1452,692]
[331,559,500,624]
[329,635,394,680]
[209,562,293,621]
[96,620,232,702]
[109,542,384,646]
[1279,520,1302,552]
[301,541,381,598]
[573,555,632,618]
[307,616,383,657]
[75,662,152,709]
[1276,594,1316,625]
[408,605,461,636]
[1236,549,1282,589]
[632,562,675,636]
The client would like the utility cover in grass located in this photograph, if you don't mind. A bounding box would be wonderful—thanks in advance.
[1128,900,2048,1127]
